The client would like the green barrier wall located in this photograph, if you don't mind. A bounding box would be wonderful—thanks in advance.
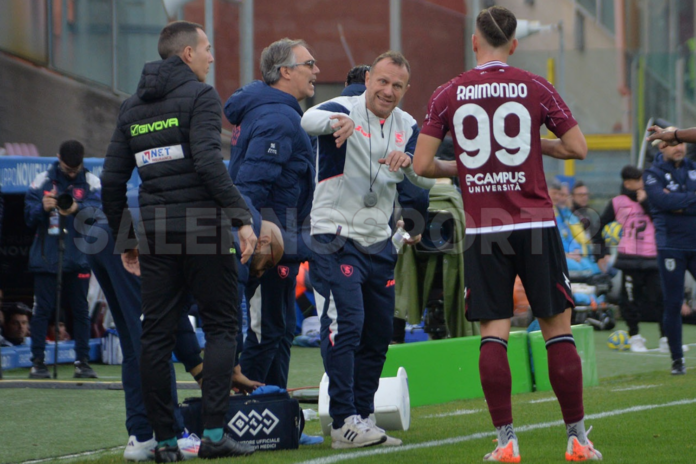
[528,324,599,392]
[382,331,533,407]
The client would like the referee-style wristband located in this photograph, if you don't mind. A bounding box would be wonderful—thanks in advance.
[674,129,682,144]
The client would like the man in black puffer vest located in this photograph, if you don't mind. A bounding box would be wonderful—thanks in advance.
[101,21,257,462]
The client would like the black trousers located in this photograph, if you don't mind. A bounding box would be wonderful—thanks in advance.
[621,268,664,337]
[139,231,238,441]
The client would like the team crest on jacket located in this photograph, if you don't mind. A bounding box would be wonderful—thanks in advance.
[278,266,290,279]
[72,188,85,201]
[665,259,676,272]
[689,170,696,180]
[395,131,405,147]
[340,264,353,277]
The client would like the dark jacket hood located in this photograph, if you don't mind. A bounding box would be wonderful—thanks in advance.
[137,56,199,101]
[341,83,366,97]
[224,80,302,125]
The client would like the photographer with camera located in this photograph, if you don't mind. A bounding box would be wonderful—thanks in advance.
[24,140,101,379]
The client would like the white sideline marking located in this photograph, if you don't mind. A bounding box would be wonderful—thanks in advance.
[528,397,557,404]
[611,385,659,392]
[20,446,124,464]
[423,409,482,418]
[295,398,696,464]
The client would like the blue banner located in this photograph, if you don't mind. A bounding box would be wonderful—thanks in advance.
[0,156,140,194]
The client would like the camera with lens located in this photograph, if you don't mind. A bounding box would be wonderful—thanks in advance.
[415,210,455,254]
[57,193,74,211]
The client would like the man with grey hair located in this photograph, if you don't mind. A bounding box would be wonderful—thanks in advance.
[223,38,318,391]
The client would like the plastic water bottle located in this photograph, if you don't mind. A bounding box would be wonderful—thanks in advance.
[48,208,60,236]
[391,227,411,252]
[303,409,318,421]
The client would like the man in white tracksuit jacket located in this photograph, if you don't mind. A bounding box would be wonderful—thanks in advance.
[301,51,434,450]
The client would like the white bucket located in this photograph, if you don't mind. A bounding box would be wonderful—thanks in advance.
[318,367,410,436]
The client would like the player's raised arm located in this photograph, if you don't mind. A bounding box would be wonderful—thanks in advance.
[541,125,587,161]
[413,134,457,178]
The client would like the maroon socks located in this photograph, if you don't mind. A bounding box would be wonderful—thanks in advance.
[479,337,513,427]
[546,335,584,424]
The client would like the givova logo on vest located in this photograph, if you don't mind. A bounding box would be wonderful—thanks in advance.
[130,118,179,136]
[135,145,185,167]
[228,409,280,436]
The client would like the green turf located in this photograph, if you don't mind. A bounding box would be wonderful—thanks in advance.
[1,322,694,464]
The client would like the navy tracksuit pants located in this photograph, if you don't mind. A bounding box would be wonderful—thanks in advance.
[311,235,397,427]
[31,271,91,363]
[85,225,202,440]
[657,249,696,361]
[240,263,299,388]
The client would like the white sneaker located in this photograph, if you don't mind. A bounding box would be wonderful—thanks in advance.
[658,337,690,354]
[659,337,670,353]
[330,415,387,449]
[483,437,520,462]
[177,432,200,460]
[361,417,403,446]
[124,436,156,461]
[629,334,648,352]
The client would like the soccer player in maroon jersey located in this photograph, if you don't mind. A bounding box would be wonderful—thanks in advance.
[413,6,602,462]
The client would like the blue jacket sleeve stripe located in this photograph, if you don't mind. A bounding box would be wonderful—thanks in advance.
[316,102,350,115]
[405,123,419,154]
[317,135,347,182]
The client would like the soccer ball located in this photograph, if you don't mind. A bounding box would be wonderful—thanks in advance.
[602,221,623,247]
[607,330,630,351]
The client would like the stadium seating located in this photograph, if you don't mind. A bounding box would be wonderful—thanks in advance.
[3,143,40,157]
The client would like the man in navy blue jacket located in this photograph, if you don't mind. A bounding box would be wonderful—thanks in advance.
[342,65,370,97]
[224,38,317,389]
[24,140,101,379]
[645,126,696,375]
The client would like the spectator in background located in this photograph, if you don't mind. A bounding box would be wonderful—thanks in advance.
[0,308,8,347]
[551,181,602,275]
[224,38,317,390]
[342,64,370,96]
[47,321,70,342]
[557,182,572,208]
[594,166,664,352]
[24,140,100,380]
[643,127,696,375]
[2,303,31,346]
[571,181,600,236]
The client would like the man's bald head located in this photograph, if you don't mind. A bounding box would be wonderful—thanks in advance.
[249,221,285,278]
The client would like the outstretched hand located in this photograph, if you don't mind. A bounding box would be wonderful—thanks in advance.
[379,150,412,172]
[232,365,264,394]
[395,220,421,246]
[329,114,355,148]
[238,224,258,265]
[646,125,678,146]
[122,248,140,276]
